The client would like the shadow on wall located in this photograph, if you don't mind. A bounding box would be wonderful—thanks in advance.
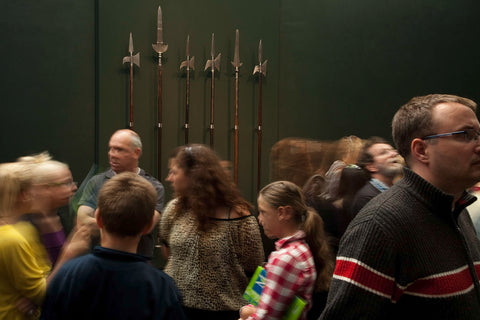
[269,136,364,188]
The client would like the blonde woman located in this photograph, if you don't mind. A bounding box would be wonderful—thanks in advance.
[0,156,88,319]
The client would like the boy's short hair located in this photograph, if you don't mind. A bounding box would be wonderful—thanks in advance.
[97,172,156,237]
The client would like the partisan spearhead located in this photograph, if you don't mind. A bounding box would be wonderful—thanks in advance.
[204,33,221,72]
[152,5,168,54]
[180,35,195,70]
[231,29,243,70]
[253,39,267,76]
[123,32,140,68]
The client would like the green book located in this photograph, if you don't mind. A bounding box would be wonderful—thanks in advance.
[243,266,307,320]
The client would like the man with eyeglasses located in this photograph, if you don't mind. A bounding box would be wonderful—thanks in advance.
[320,94,480,319]
[350,136,404,218]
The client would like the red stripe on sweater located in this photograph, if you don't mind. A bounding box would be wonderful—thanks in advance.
[334,257,395,298]
[335,259,480,300]
[404,264,480,297]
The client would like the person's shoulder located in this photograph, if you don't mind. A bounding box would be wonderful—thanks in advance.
[0,224,26,247]
[229,206,252,219]
[139,169,164,188]
[84,170,110,185]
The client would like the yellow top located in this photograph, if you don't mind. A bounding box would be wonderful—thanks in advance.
[0,222,49,319]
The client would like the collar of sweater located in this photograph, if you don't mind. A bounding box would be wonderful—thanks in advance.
[401,167,476,218]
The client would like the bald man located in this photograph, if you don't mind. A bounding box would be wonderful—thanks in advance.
[77,129,164,257]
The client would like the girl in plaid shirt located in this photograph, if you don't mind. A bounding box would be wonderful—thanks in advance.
[240,181,333,320]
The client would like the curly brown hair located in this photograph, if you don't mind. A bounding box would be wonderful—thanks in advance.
[170,144,252,230]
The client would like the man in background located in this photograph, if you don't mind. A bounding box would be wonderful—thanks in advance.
[77,129,164,257]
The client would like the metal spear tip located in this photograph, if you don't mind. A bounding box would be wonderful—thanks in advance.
[156,5,164,44]
[129,32,134,53]
[231,29,242,69]
[210,33,215,57]
[258,39,263,63]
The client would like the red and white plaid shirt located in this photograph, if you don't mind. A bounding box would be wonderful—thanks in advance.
[247,230,316,320]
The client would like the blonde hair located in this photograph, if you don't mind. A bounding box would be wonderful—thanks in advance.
[0,162,34,215]
[0,152,53,216]
[259,181,333,291]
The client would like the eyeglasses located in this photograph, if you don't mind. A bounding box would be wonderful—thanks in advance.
[46,181,77,188]
[422,129,480,142]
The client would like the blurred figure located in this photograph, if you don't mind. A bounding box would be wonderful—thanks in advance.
[303,165,369,256]
[322,136,364,201]
[467,182,480,237]
[239,181,333,320]
[333,164,370,222]
[0,156,89,319]
[302,174,342,255]
[19,156,78,266]
[159,144,264,320]
[42,172,186,320]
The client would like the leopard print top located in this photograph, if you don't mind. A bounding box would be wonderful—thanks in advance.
[159,199,265,311]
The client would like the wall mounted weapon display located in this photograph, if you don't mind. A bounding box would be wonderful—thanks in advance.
[204,33,221,149]
[231,29,242,185]
[253,40,267,193]
[152,5,168,179]
[122,32,140,130]
[120,7,270,187]
[180,35,194,145]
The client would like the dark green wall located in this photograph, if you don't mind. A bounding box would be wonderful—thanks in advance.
[3,0,480,203]
[1,1,95,183]
[278,0,480,142]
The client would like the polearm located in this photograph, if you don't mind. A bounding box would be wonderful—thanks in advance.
[204,33,221,148]
[122,32,140,130]
[253,40,267,192]
[152,5,168,178]
[231,29,242,184]
[180,35,195,144]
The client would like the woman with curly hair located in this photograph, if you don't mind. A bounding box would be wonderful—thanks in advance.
[239,180,334,320]
[159,144,265,320]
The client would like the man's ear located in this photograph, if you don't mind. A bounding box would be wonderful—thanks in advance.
[411,138,429,164]
[134,147,142,159]
[95,209,103,229]
[365,162,378,173]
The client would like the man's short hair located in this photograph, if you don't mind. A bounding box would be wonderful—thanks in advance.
[392,94,477,162]
[129,131,143,151]
[97,172,156,237]
[356,136,389,172]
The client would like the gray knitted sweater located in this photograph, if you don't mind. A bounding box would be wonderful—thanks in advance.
[321,168,480,319]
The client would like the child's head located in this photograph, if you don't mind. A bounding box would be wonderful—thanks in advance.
[97,172,156,237]
[257,181,307,239]
[259,180,334,291]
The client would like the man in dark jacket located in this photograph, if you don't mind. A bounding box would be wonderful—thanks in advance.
[350,136,403,217]
[321,94,480,319]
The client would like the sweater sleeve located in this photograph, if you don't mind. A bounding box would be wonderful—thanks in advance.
[320,217,398,319]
